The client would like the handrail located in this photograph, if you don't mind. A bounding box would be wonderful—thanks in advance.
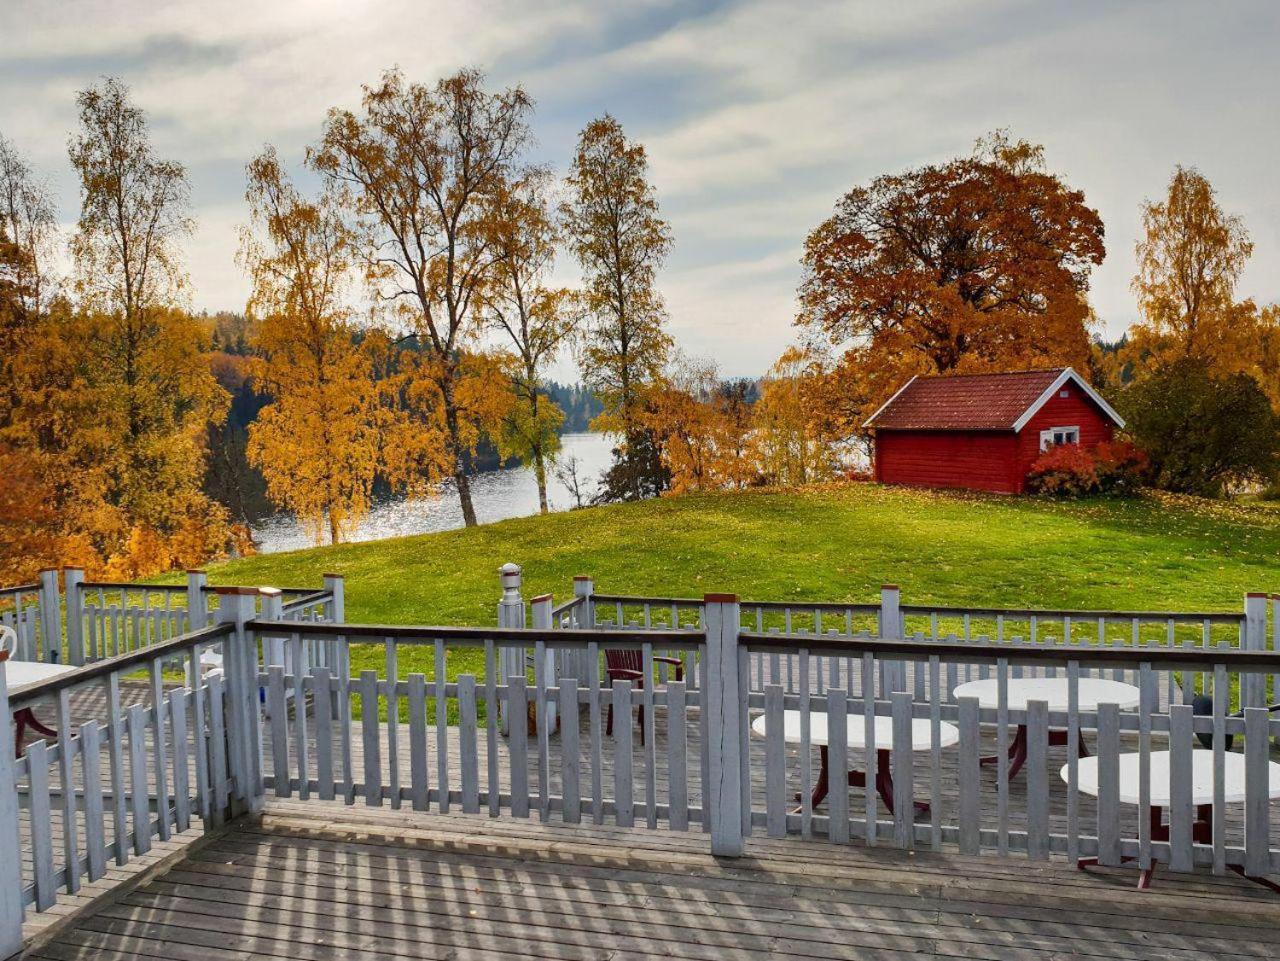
[5,622,235,707]
[550,595,585,617]
[590,591,1245,622]
[741,630,1280,671]
[280,590,332,614]
[248,618,697,649]
[899,603,1245,623]
[0,584,39,597]
[80,581,189,592]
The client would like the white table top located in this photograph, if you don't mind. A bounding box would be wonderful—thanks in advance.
[1064,750,1280,807]
[4,659,76,691]
[751,709,959,751]
[953,677,1141,713]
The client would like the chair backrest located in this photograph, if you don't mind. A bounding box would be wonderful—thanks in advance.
[604,648,643,675]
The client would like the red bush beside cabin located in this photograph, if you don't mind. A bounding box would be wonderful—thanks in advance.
[865,368,1125,494]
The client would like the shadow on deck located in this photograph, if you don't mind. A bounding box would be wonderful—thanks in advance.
[19,797,1280,961]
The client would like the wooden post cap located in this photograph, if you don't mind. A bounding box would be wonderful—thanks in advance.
[212,585,261,596]
[323,572,344,580]
[881,584,900,591]
[573,575,592,582]
[530,593,553,604]
[703,593,738,603]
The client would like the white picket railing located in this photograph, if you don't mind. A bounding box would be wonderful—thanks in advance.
[0,566,1277,956]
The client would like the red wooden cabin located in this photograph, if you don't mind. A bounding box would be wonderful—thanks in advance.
[864,368,1124,494]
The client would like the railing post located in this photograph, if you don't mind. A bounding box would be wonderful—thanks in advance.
[323,573,345,623]
[880,584,904,693]
[186,570,208,630]
[573,575,595,681]
[531,594,557,731]
[1244,593,1267,708]
[498,564,526,736]
[322,573,345,715]
[37,569,60,663]
[704,592,744,857]
[215,588,264,817]
[64,567,86,666]
[0,651,24,955]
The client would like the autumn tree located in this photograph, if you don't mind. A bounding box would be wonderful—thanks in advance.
[312,68,533,527]
[67,77,228,559]
[241,146,386,545]
[561,115,673,499]
[752,346,844,487]
[484,171,575,513]
[797,132,1105,426]
[1125,166,1280,408]
[644,355,723,495]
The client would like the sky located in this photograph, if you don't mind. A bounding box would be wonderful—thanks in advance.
[1,0,1278,378]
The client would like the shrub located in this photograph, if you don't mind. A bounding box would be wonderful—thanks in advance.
[1027,440,1147,498]
[1118,360,1280,497]
[1027,444,1100,497]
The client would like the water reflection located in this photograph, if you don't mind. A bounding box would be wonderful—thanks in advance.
[251,432,615,554]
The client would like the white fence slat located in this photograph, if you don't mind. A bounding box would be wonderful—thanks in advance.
[509,675,529,818]
[459,674,480,814]
[1212,660,1227,874]
[484,640,499,818]
[207,673,229,825]
[613,680,634,828]
[80,721,107,883]
[1096,702,1120,867]
[291,634,310,803]
[1244,706,1270,877]
[534,640,550,823]
[862,652,877,846]
[667,678,687,831]
[313,667,334,801]
[268,666,289,797]
[1168,703,1194,873]
[829,688,850,844]
[957,696,980,855]
[56,690,80,893]
[169,689,190,833]
[383,639,398,811]
[1025,699,1049,860]
[28,740,55,910]
[148,661,170,842]
[764,684,785,838]
[407,674,428,811]
[434,639,450,815]
[560,677,581,825]
[126,703,150,855]
[890,690,912,849]
[359,670,381,806]
[588,641,603,825]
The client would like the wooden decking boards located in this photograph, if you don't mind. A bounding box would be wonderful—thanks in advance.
[20,797,1280,961]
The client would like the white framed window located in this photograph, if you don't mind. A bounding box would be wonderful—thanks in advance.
[1039,426,1080,451]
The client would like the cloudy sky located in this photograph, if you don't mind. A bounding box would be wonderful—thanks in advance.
[2,0,1277,377]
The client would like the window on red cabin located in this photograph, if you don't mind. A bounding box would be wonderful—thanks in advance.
[1039,426,1080,451]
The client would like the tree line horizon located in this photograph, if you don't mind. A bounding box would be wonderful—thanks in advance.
[1,68,1277,582]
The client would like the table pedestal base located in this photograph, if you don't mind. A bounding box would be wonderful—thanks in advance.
[1077,805,1280,893]
[13,707,57,757]
[798,746,930,818]
[981,725,1090,780]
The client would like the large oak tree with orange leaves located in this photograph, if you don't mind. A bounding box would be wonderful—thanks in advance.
[797,133,1106,429]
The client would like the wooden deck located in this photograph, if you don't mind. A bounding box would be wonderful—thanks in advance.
[19,796,1280,961]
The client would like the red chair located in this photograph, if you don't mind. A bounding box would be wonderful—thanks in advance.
[604,649,684,745]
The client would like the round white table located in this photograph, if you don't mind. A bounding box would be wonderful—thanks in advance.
[1065,750,1280,891]
[3,659,76,756]
[750,710,959,815]
[953,677,1141,779]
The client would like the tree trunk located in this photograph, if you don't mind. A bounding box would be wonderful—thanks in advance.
[328,510,340,546]
[443,388,478,527]
[533,445,549,514]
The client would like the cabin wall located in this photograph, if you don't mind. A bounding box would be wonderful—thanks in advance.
[874,430,1022,494]
[1015,383,1116,478]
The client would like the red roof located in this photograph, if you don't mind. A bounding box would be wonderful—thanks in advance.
[866,369,1068,431]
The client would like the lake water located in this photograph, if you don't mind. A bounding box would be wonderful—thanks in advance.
[250,432,615,554]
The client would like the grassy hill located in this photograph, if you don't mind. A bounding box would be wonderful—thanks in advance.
[197,483,1280,626]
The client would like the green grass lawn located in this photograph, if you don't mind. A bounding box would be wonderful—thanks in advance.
[178,483,1280,697]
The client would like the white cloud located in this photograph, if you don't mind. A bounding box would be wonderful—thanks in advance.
[2,0,1278,372]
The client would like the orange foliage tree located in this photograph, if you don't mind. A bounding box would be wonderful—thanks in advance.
[1125,166,1280,409]
[312,68,534,528]
[797,132,1106,428]
[241,146,390,546]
